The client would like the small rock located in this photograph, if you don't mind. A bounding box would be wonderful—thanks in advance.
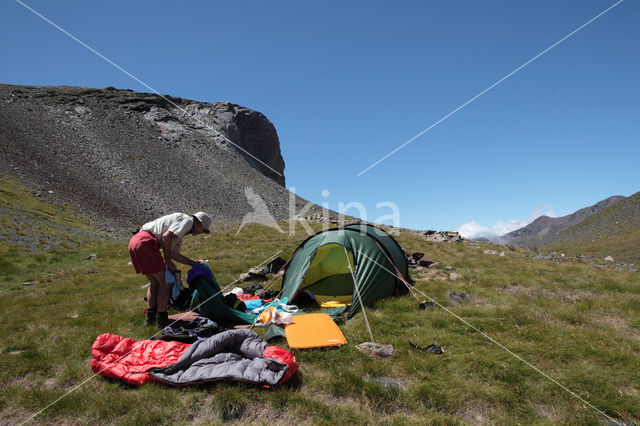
[483,249,497,255]
[447,292,470,302]
[365,376,404,391]
[356,342,394,360]
[445,266,453,271]
[85,254,97,260]
[532,255,551,260]
[127,261,133,266]
[418,256,437,267]
[499,252,505,257]
[21,281,38,286]
[434,276,447,282]
[449,272,462,281]
[604,256,614,262]
[411,252,424,261]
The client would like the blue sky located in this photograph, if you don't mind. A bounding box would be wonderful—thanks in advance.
[2,1,638,235]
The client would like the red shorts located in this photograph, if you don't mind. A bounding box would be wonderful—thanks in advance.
[128,231,164,274]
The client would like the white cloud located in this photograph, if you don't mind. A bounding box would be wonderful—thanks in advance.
[457,206,557,241]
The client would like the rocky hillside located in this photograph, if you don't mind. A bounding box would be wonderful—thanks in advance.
[543,191,640,264]
[505,195,626,247]
[0,84,318,231]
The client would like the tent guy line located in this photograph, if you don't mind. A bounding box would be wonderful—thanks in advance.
[355,0,624,177]
[17,250,282,426]
[351,247,619,425]
[14,0,284,179]
[344,245,375,343]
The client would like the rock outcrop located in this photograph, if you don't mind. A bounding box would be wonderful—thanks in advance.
[0,84,312,229]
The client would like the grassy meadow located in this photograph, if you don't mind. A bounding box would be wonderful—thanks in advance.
[0,179,639,424]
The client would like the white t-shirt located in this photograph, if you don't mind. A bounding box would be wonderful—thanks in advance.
[140,213,194,246]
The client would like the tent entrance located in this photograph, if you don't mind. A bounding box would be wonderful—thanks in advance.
[302,243,354,303]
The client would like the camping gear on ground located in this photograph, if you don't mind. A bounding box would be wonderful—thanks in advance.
[409,340,444,354]
[267,256,287,273]
[186,264,256,325]
[222,293,247,311]
[237,293,260,301]
[165,267,193,310]
[284,313,347,349]
[91,329,298,387]
[320,301,348,308]
[289,290,316,307]
[356,342,394,360]
[419,300,436,310]
[243,298,264,311]
[280,223,411,319]
[243,283,264,295]
[256,306,293,326]
[151,317,225,344]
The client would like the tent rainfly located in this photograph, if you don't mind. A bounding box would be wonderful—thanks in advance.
[280,223,411,319]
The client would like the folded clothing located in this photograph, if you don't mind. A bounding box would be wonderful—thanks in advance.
[237,294,260,301]
[243,298,264,311]
[151,317,226,344]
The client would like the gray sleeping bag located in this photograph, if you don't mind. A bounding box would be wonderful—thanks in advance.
[149,329,290,386]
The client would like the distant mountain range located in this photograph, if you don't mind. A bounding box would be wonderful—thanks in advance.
[499,192,639,264]
[505,195,626,247]
[544,191,640,263]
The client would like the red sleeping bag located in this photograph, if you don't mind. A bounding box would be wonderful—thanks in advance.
[91,330,298,387]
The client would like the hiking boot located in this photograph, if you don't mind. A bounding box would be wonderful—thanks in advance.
[156,311,170,330]
[144,308,157,326]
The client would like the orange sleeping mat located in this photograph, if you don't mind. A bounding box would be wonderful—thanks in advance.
[284,313,347,349]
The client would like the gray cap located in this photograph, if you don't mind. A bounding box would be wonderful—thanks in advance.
[193,212,212,233]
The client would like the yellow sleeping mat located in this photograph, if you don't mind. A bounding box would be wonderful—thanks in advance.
[284,313,347,349]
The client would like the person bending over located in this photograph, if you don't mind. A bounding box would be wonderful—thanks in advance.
[128,211,211,328]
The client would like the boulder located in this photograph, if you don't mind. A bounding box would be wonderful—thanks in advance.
[418,256,437,267]
[411,252,425,261]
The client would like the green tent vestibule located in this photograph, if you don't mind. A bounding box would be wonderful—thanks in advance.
[280,223,411,319]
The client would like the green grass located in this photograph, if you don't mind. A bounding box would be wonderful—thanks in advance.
[1,180,639,424]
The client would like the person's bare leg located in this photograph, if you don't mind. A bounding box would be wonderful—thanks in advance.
[147,271,169,312]
[150,270,171,328]
[145,273,159,309]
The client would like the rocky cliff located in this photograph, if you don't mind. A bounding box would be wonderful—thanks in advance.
[0,84,313,230]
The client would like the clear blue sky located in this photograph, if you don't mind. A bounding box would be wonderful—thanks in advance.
[2,0,638,235]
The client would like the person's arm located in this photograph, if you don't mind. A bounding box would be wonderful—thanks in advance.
[161,230,201,268]
[172,251,200,267]
[161,231,179,271]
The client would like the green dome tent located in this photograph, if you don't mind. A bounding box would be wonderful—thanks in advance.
[280,223,411,319]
